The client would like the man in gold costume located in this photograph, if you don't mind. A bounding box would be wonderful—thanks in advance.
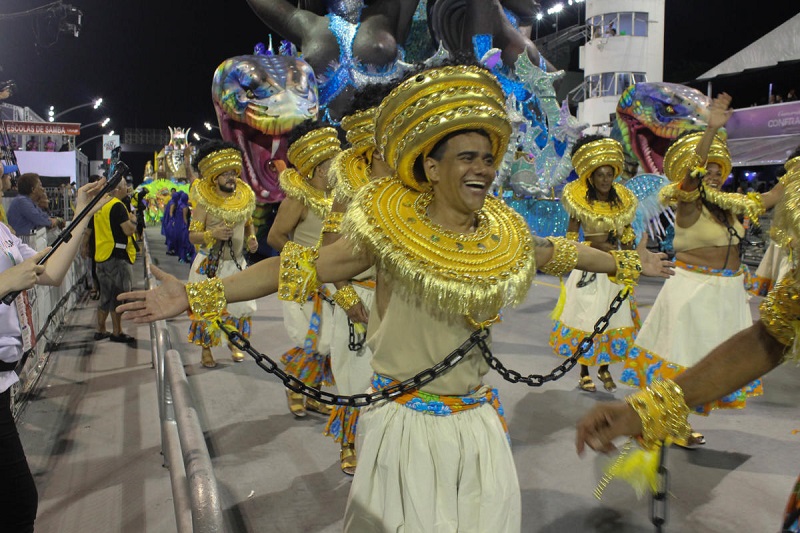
[119,64,673,532]
[186,141,258,368]
[267,120,342,418]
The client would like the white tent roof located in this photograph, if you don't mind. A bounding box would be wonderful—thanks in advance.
[698,12,800,80]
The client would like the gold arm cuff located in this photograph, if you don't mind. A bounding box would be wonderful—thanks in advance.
[746,192,765,219]
[322,211,344,234]
[566,231,580,242]
[759,276,800,361]
[608,250,641,286]
[332,284,361,311]
[203,230,216,248]
[625,378,691,450]
[660,183,700,204]
[279,242,320,303]
[539,237,579,277]
[186,278,226,323]
[189,220,205,232]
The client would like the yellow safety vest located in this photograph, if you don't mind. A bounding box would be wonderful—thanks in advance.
[94,197,136,263]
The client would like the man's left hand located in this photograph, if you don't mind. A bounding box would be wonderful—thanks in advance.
[637,235,674,278]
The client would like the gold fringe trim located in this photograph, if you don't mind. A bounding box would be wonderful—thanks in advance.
[329,144,373,205]
[341,177,535,323]
[660,182,766,224]
[772,158,800,252]
[561,180,637,235]
[190,178,255,226]
[279,168,332,220]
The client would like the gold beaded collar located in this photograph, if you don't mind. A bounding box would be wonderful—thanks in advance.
[342,177,535,323]
[330,143,374,204]
[279,168,332,219]
[190,177,255,226]
[561,180,637,235]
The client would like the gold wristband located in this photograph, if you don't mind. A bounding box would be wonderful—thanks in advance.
[625,378,691,450]
[203,230,216,248]
[247,234,257,241]
[189,220,204,232]
[659,182,700,205]
[759,276,800,362]
[539,237,579,277]
[566,231,580,242]
[279,242,320,303]
[186,278,226,323]
[332,284,361,311]
[608,249,641,286]
[322,211,344,234]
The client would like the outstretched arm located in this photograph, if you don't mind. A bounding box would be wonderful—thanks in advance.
[575,321,784,454]
[117,236,372,323]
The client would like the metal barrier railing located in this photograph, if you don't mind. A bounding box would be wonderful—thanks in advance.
[143,233,225,533]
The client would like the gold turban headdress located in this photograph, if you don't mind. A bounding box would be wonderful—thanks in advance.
[341,108,377,149]
[663,132,731,183]
[287,127,342,179]
[374,65,511,191]
[197,147,243,181]
[570,137,624,184]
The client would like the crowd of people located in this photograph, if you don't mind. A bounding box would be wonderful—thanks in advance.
[110,61,800,533]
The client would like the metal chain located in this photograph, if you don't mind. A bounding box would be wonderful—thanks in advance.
[222,287,630,401]
[483,288,629,386]
[223,326,491,407]
[650,444,669,532]
[348,319,366,351]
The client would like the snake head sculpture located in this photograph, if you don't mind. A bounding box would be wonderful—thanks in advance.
[616,82,710,174]
[212,54,319,203]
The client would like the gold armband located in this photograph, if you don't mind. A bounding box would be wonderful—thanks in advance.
[322,212,344,234]
[566,231,580,242]
[332,284,361,311]
[279,242,320,303]
[539,236,578,277]
[746,192,765,217]
[625,379,691,450]
[659,183,700,205]
[247,234,257,242]
[189,220,204,232]
[759,276,800,362]
[203,230,216,248]
[186,278,226,323]
[608,249,641,287]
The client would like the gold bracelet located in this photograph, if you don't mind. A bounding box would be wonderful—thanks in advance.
[279,242,320,303]
[203,230,216,248]
[186,278,226,323]
[322,211,344,234]
[247,234,257,242]
[566,231,580,242]
[608,249,641,287]
[189,220,204,232]
[659,182,700,205]
[625,378,691,450]
[539,236,579,277]
[759,276,800,362]
[332,285,361,311]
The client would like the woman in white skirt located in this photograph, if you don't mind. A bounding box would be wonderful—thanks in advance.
[620,93,784,446]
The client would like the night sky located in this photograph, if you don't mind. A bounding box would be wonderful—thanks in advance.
[1,0,798,176]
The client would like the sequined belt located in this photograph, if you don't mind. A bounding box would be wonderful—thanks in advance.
[675,260,744,278]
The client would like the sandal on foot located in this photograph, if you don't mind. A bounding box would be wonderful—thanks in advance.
[201,349,217,368]
[675,431,706,449]
[340,445,357,476]
[578,375,597,392]
[597,369,617,392]
[286,390,306,417]
[306,398,333,416]
[228,343,245,362]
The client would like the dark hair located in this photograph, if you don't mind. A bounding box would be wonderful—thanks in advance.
[788,144,800,162]
[192,140,242,172]
[345,83,395,116]
[572,135,622,207]
[17,173,40,196]
[411,129,491,182]
[571,134,607,157]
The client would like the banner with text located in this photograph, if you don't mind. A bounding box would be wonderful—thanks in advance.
[3,121,81,136]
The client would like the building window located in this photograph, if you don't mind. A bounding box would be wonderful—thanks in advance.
[584,72,648,99]
[588,11,649,39]
[633,12,648,36]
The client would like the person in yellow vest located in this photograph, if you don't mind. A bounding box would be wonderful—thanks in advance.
[94,178,137,343]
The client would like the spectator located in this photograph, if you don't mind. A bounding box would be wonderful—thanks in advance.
[81,175,103,300]
[787,88,797,101]
[7,173,62,235]
[93,178,137,343]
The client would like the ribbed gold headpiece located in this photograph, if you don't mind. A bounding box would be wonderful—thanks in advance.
[664,132,731,183]
[287,127,342,179]
[571,138,624,184]
[197,148,243,181]
[341,108,377,148]
[374,65,510,191]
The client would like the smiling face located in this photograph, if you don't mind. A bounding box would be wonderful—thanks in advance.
[424,131,496,216]
[215,169,239,194]
[704,162,724,189]
[589,165,616,198]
